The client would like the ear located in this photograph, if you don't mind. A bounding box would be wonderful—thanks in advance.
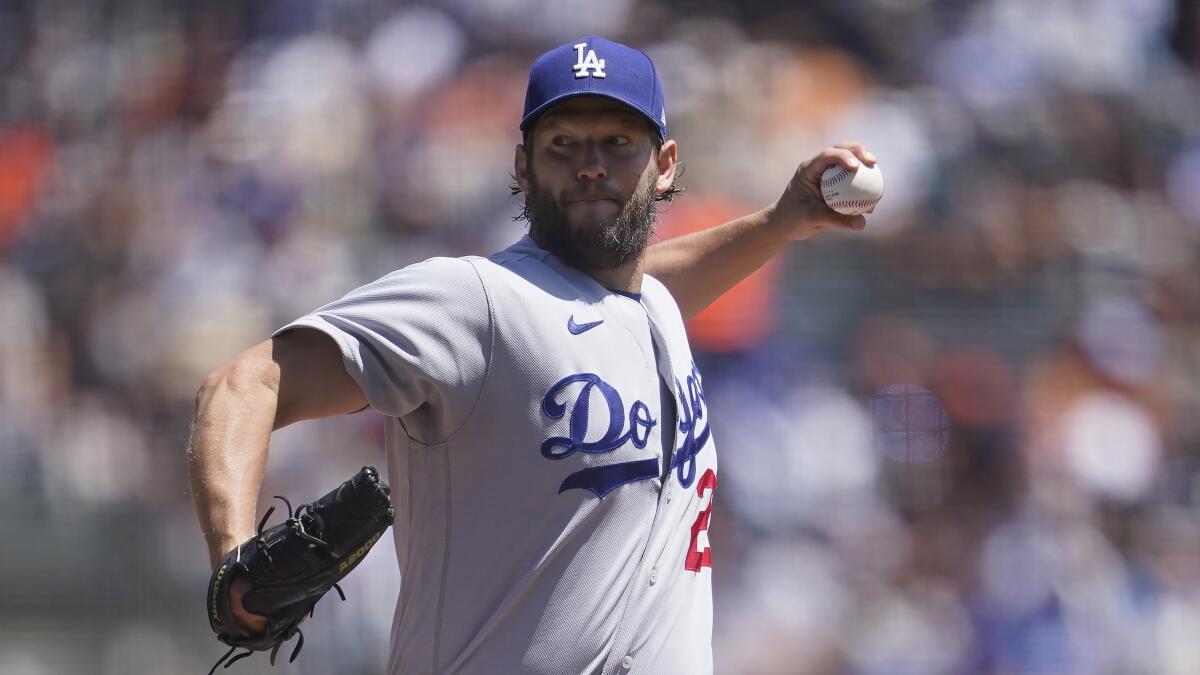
[654,139,678,194]
[514,144,532,194]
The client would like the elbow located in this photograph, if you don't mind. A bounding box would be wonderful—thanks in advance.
[194,368,224,417]
[196,368,224,405]
[195,362,241,409]
[195,350,280,415]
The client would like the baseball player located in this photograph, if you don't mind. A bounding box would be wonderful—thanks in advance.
[189,35,876,674]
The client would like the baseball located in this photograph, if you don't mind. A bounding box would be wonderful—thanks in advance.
[821,162,884,216]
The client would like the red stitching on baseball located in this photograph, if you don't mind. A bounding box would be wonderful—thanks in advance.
[821,168,852,188]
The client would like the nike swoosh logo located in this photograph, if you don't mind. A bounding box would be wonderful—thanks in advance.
[567,316,604,335]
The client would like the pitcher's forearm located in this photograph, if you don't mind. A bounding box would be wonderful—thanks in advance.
[645,205,791,319]
[188,362,279,569]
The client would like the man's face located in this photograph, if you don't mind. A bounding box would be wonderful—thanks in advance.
[517,96,675,271]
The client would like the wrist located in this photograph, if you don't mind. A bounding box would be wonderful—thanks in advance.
[209,532,250,569]
[769,195,832,242]
[762,201,810,242]
[760,203,797,242]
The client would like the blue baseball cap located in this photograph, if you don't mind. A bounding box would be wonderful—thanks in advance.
[520,36,667,140]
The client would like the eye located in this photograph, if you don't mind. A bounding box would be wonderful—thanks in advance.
[608,136,631,146]
[551,136,573,147]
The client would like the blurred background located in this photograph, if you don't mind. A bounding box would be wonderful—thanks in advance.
[1,0,1199,673]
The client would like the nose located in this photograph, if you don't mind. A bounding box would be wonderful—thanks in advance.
[576,142,607,182]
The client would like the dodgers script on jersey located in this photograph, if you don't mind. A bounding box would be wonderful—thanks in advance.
[276,236,718,675]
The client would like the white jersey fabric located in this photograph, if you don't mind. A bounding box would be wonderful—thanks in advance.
[277,235,718,675]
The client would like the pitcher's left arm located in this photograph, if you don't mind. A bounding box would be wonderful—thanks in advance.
[644,142,877,319]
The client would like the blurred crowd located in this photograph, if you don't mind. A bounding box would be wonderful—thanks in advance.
[1,0,1199,673]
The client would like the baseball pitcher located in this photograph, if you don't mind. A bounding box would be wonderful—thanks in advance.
[188,35,878,675]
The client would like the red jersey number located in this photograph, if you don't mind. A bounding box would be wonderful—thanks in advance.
[684,468,717,572]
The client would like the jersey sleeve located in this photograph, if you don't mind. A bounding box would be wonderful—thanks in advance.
[274,256,492,438]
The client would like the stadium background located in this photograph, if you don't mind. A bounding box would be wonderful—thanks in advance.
[1,0,1199,673]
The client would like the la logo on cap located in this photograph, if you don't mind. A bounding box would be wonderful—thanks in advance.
[572,42,606,79]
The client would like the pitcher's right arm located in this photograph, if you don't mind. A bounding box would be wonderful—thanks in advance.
[187,327,368,570]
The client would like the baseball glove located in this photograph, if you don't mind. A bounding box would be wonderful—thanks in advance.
[206,465,394,674]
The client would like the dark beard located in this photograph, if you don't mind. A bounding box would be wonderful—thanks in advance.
[525,172,658,272]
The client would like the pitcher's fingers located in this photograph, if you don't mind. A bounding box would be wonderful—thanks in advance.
[834,141,877,165]
[805,147,862,181]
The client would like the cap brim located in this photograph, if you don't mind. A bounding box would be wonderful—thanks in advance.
[519,91,664,139]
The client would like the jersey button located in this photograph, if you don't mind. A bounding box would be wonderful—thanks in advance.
[649,568,658,585]
[621,655,635,670]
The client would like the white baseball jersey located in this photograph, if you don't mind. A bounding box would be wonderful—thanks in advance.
[276,235,718,675]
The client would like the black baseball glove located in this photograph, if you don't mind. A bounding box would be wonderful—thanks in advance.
[206,465,394,674]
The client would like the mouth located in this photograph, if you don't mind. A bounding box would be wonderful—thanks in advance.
[566,197,618,206]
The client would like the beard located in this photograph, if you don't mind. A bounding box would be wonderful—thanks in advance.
[525,170,659,272]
